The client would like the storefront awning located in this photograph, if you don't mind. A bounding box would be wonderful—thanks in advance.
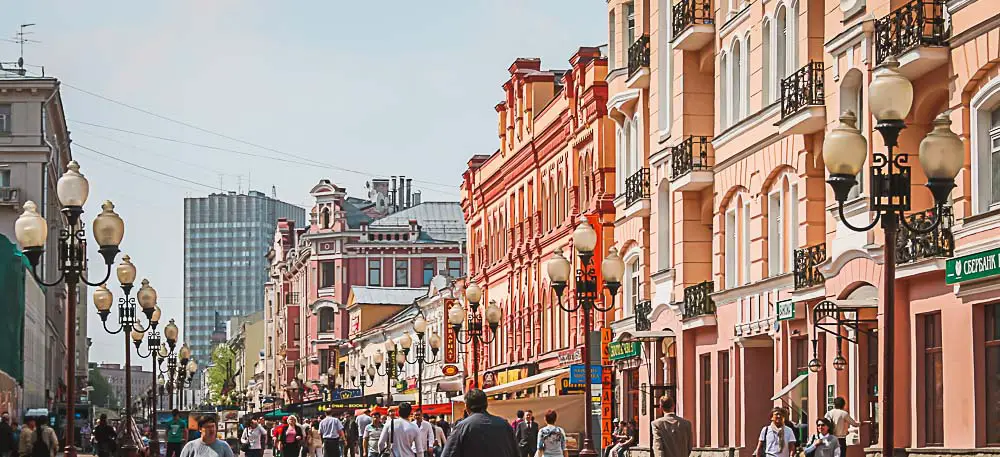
[626,330,676,342]
[452,368,569,402]
[770,374,809,401]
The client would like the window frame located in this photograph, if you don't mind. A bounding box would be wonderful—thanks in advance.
[422,260,435,286]
[320,261,336,289]
[922,312,944,446]
[367,258,382,287]
[447,259,462,279]
[725,208,737,288]
[985,304,1000,445]
[0,104,11,134]
[394,259,409,287]
[720,351,730,447]
[700,354,712,446]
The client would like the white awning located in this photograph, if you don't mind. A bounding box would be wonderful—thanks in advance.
[771,374,809,401]
[450,368,570,402]
[392,393,417,403]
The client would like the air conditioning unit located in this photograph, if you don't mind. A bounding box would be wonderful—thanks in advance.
[0,187,19,206]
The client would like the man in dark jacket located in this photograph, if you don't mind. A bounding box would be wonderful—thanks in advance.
[0,413,15,457]
[440,389,517,457]
[513,410,539,457]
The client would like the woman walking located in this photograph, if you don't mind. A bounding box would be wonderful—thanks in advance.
[803,419,840,457]
[535,410,567,457]
[278,416,305,457]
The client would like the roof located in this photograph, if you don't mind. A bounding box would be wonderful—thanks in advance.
[369,202,466,242]
[349,286,426,306]
[343,198,375,229]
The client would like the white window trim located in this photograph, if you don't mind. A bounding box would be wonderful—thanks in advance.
[632,113,643,175]
[720,53,730,130]
[658,0,674,140]
[731,38,742,124]
[742,199,751,285]
[725,208,737,288]
[971,75,1000,214]
[768,189,783,277]
[788,182,799,271]
[623,252,642,319]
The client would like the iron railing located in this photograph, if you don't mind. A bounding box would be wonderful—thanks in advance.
[672,0,714,39]
[794,243,827,289]
[682,281,716,319]
[670,136,712,180]
[780,61,825,118]
[635,300,652,331]
[874,0,948,65]
[896,206,954,265]
[625,168,651,206]
[628,35,650,78]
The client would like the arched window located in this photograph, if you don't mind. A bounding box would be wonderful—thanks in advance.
[623,255,641,318]
[724,193,752,288]
[763,19,772,104]
[617,127,626,191]
[318,308,335,334]
[743,35,751,117]
[776,6,788,84]
[320,207,331,229]
[970,76,1000,213]
[631,114,642,176]
[789,1,799,71]
[731,39,742,123]
[720,53,729,129]
[767,175,799,277]
[658,0,674,136]
[841,69,866,200]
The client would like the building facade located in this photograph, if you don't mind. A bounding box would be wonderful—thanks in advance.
[460,47,618,396]
[94,363,154,409]
[184,190,305,368]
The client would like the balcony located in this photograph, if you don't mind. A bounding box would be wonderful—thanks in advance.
[627,35,651,89]
[0,187,19,206]
[874,0,948,79]
[670,136,713,191]
[625,168,651,208]
[672,0,714,51]
[682,281,716,322]
[794,244,827,290]
[896,206,954,265]
[777,62,826,135]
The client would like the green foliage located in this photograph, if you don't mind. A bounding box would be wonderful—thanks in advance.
[207,344,239,405]
[88,368,120,409]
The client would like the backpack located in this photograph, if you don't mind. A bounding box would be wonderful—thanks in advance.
[31,426,50,457]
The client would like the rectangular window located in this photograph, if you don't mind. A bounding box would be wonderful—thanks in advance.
[625,2,635,46]
[720,351,730,447]
[788,184,799,267]
[792,337,808,375]
[395,259,408,287]
[725,209,737,288]
[368,259,381,286]
[320,261,335,288]
[700,354,712,446]
[742,201,751,285]
[319,349,330,375]
[447,259,462,278]
[423,260,435,286]
[986,304,1000,445]
[628,260,640,317]
[0,169,9,187]
[768,191,783,277]
[0,104,10,134]
[923,313,944,445]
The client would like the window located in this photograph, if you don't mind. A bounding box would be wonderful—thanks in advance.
[777,7,788,84]
[0,105,10,134]
[792,337,808,375]
[657,182,670,270]
[319,349,331,375]
[841,70,866,200]
[625,2,635,47]
[625,258,641,317]
[742,199,751,285]
[658,0,673,136]
[700,354,712,446]
[320,261,335,288]
[763,20,772,103]
[731,39,742,124]
[767,177,799,276]
[447,259,462,278]
[720,54,729,129]
[368,259,381,286]
[395,259,408,287]
[725,209,737,288]
[991,108,1000,206]
[768,191,784,277]
[922,313,944,445]
[985,304,1000,445]
[720,351,730,446]
[318,308,335,334]
[423,260,435,286]
[792,337,809,427]
[609,11,617,69]
[0,169,9,187]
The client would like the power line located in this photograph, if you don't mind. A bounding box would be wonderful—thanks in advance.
[73,125,229,176]
[73,143,227,192]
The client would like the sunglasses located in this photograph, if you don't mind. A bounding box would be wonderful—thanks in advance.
[816,423,828,428]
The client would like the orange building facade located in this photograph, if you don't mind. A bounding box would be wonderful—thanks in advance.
[460,48,619,396]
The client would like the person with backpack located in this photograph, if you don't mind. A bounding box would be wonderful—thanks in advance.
[751,408,798,457]
[19,417,57,457]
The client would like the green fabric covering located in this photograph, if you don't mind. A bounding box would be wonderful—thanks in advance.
[0,234,25,384]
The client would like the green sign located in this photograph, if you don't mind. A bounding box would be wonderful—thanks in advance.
[826,385,835,412]
[607,342,640,361]
[776,299,795,321]
[946,247,1000,284]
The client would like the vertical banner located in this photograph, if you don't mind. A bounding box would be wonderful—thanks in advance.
[600,328,613,449]
[585,213,604,301]
[444,299,458,364]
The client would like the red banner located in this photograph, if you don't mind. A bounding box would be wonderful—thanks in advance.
[444,299,458,364]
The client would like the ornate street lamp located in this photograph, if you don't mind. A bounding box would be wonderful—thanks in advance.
[399,315,442,411]
[448,284,501,388]
[13,161,125,457]
[134,312,173,453]
[545,216,625,457]
[349,354,377,398]
[372,338,406,406]
[817,57,963,457]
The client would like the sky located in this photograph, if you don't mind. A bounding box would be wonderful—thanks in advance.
[2,0,607,366]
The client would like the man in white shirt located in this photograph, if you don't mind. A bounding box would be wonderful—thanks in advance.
[241,418,268,457]
[413,414,435,457]
[824,397,861,457]
[319,410,346,457]
[430,418,446,457]
[378,403,420,457]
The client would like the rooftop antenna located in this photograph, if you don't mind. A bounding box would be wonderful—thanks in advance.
[219,174,225,192]
[14,24,39,66]
[272,185,277,198]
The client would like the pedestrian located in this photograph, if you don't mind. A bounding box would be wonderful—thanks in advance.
[377,403,419,457]
[279,416,305,457]
[166,410,189,457]
[824,397,859,457]
[804,418,840,457]
[436,416,450,439]
[513,410,538,457]
[439,389,518,457]
[360,413,383,457]
[179,416,235,457]
[274,417,289,457]
[80,422,92,455]
[752,407,798,457]
[94,414,118,457]
[430,416,446,457]
[240,417,267,457]
[305,420,323,457]
[414,413,435,457]
[651,396,692,457]
[19,416,56,457]
[319,409,345,457]
[510,411,524,432]
[343,413,359,457]
[9,423,17,449]
[355,410,372,450]
[1,412,15,457]
[535,409,566,457]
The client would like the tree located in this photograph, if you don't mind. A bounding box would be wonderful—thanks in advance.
[207,344,241,405]
[88,368,120,409]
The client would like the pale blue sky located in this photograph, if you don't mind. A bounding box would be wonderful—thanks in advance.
[3,1,606,365]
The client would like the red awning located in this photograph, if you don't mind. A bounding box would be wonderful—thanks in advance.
[413,403,451,416]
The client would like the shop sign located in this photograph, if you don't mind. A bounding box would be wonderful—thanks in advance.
[600,328,613,450]
[444,299,459,363]
[321,388,362,402]
[600,328,613,364]
[441,365,459,377]
[498,371,508,385]
[607,342,640,361]
[557,348,583,367]
[559,378,585,395]
[569,364,602,384]
[776,299,795,321]
[826,385,835,412]
[946,247,1000,284]
[407,377,418,390]
[614,357,640,371]
[482,372,497,389]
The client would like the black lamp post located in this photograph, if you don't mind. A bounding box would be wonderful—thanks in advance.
[399,315,442,412]
[447,284,501,388]
[813,57,964,457]
[175,355,197,410]
[13,161,126,457]
[545,216,625,457]
[159,341,189,410]
[136,318,177,453]
[349,359,377,397]
[92,258,160,457]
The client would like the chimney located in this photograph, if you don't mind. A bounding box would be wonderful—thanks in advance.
[412,191,421,206]
[406,179,413,207]
[390,176,398,211]
[398,175,406,209]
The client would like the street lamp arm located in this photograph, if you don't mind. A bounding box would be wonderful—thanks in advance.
[837,200,881,233]
[591,290,618,313]
[897,205,945,235]
[553,292,583,313]
[478,327,498,344]
[80,260,115,287]
[453,327,475,345]
[424,350,440,364]
[27,263,67,287]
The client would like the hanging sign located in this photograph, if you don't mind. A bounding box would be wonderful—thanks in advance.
[557,348,583,367]
[441,365,459,377]
[444,299,459,363]
[946,247,1000,284]
[776,299,796,321]
[607,342,641,361]
[569,364,602,384]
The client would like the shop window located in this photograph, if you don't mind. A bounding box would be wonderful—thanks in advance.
[922,313,944,446]
[986,304,1000,445]
[368,259,381,286]
[791,337,809,430]
[701,354,712,446]
[720,351,730,446]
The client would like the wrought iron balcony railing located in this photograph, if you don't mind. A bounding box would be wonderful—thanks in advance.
[874,0,948,65]
[896,206,954,265]
[628,35,650,78]
[780,61,825,118]
[670,136,712,180]
[682,281,715,320]
[672,0,714,39]
[635,300,652,331]
[794,243,827,289]
[625,168,651,207]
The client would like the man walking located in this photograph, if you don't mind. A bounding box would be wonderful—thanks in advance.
[241,417,267,457]
[440,389,518,457]
[0,413,15,457]
[513,410,538,457]
[166,410,188,457]
[651,396,692,457]
[93,415,117,457]
[414,414,434,457]
[824,397,860,457]
[355,410,372,454]
[319,410,345,457]
[378,403,420,457]
[179,416,234,457]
